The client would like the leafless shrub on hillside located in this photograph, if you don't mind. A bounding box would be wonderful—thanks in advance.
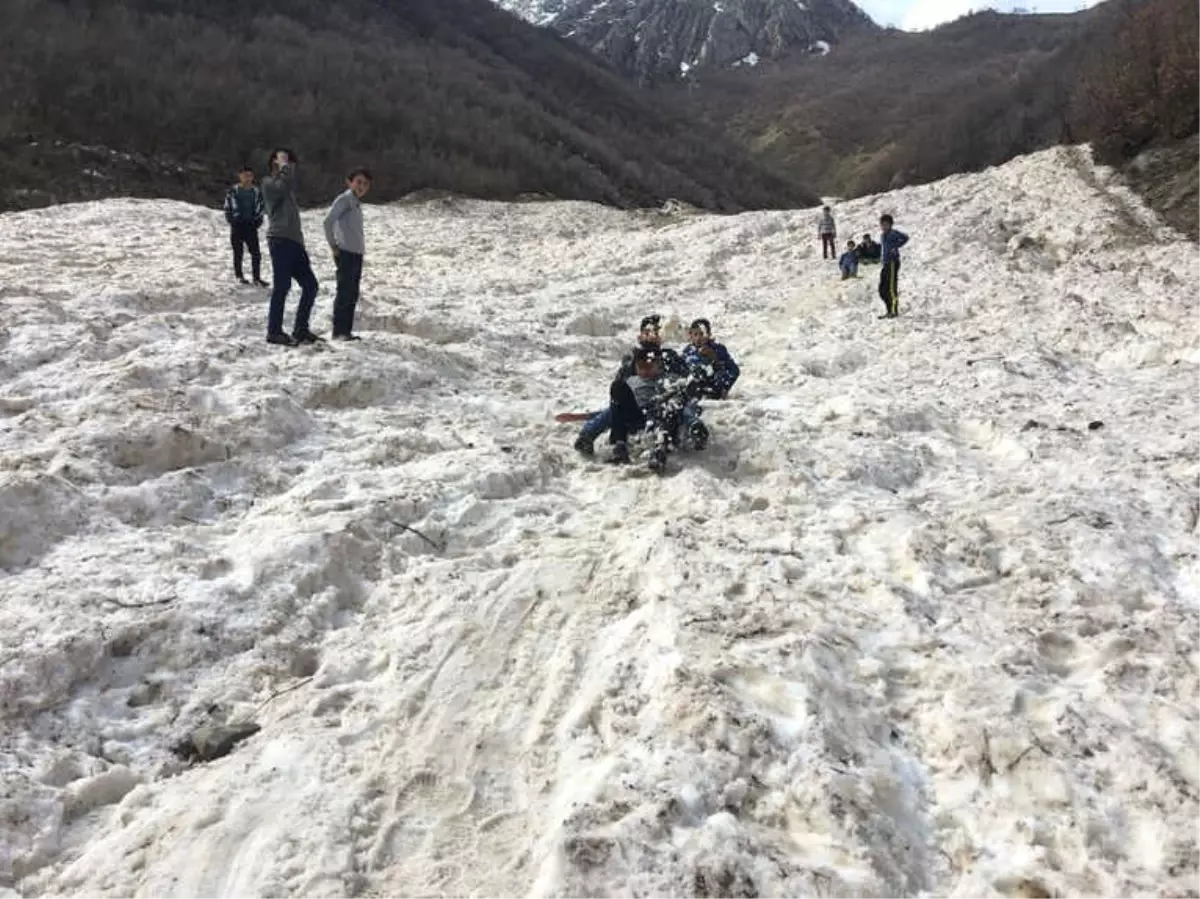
[0,0,817,212]
[1073,0,1199,165]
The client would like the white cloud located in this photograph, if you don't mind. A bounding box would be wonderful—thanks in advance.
[857,0,1102,30]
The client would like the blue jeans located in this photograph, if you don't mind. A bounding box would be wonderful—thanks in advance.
[579,407,613,443]
[582,397,701,444]
[267,237,318,337]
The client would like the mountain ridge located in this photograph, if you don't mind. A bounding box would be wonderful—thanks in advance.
[0,0,818,214]
[494,0,878,83]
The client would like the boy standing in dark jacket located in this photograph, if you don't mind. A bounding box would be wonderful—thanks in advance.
[261,148,320,346]
[878,214,910,319]
[223,166,267,286]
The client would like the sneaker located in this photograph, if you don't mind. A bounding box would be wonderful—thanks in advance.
[574,434,595,456]
[688,420,709,451]
[266,332,298,346]
[607,442,630,465]
[293,330,324,344]
[648,447,668,472]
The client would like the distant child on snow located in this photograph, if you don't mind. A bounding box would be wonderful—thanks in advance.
[261,148,320,346]
[607,346,707,471]
[818,205,837,259]
[222,165,267,287]
[858,233,881,263]
[682,318,740,398]
[878,213,910,318]
[575,314,689,455]
[323,168,372,341]
[839,240,860,280]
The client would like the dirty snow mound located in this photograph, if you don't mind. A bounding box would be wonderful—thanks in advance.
[0,147,1196,897]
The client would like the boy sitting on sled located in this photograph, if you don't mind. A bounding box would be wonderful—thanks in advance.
[681,318,740,399]
[607,345,708,471]
[575,313,688,455]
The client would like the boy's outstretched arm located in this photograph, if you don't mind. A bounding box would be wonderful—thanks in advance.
[273,162,294,188]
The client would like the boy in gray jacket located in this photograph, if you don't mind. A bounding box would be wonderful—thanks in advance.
[261,148,320,346]
[323,168,372,341]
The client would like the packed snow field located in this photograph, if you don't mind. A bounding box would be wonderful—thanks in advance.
[0,146,1196,898]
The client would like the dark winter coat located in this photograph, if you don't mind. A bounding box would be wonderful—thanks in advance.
[223,185,265,228]
[682,341,740,396]
[880,228,909,262]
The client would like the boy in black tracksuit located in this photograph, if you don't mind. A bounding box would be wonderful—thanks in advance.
[223,166,267,286]
[877,214,910,318]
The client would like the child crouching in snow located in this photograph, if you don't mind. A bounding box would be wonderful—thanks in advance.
[839,240,860,280]
[858,233,881,263]
[608,346,707,471]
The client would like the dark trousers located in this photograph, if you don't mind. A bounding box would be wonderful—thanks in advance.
[231,223,261,280]
[608,379,683,447]
[333,251,363,336]
[608,379,647,446]
[267,238,318,337]
[821,234,836,259]
[879,257,901,316]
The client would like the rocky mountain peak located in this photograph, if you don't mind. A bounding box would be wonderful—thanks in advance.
[494,0,878,83]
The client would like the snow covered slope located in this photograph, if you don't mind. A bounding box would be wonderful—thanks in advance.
[1,145,1196,897]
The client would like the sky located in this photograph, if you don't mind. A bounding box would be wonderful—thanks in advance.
[857,0,1104,31]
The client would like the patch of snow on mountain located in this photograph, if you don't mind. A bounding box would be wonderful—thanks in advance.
[0,145,1196,898]
[492,0,562,25]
